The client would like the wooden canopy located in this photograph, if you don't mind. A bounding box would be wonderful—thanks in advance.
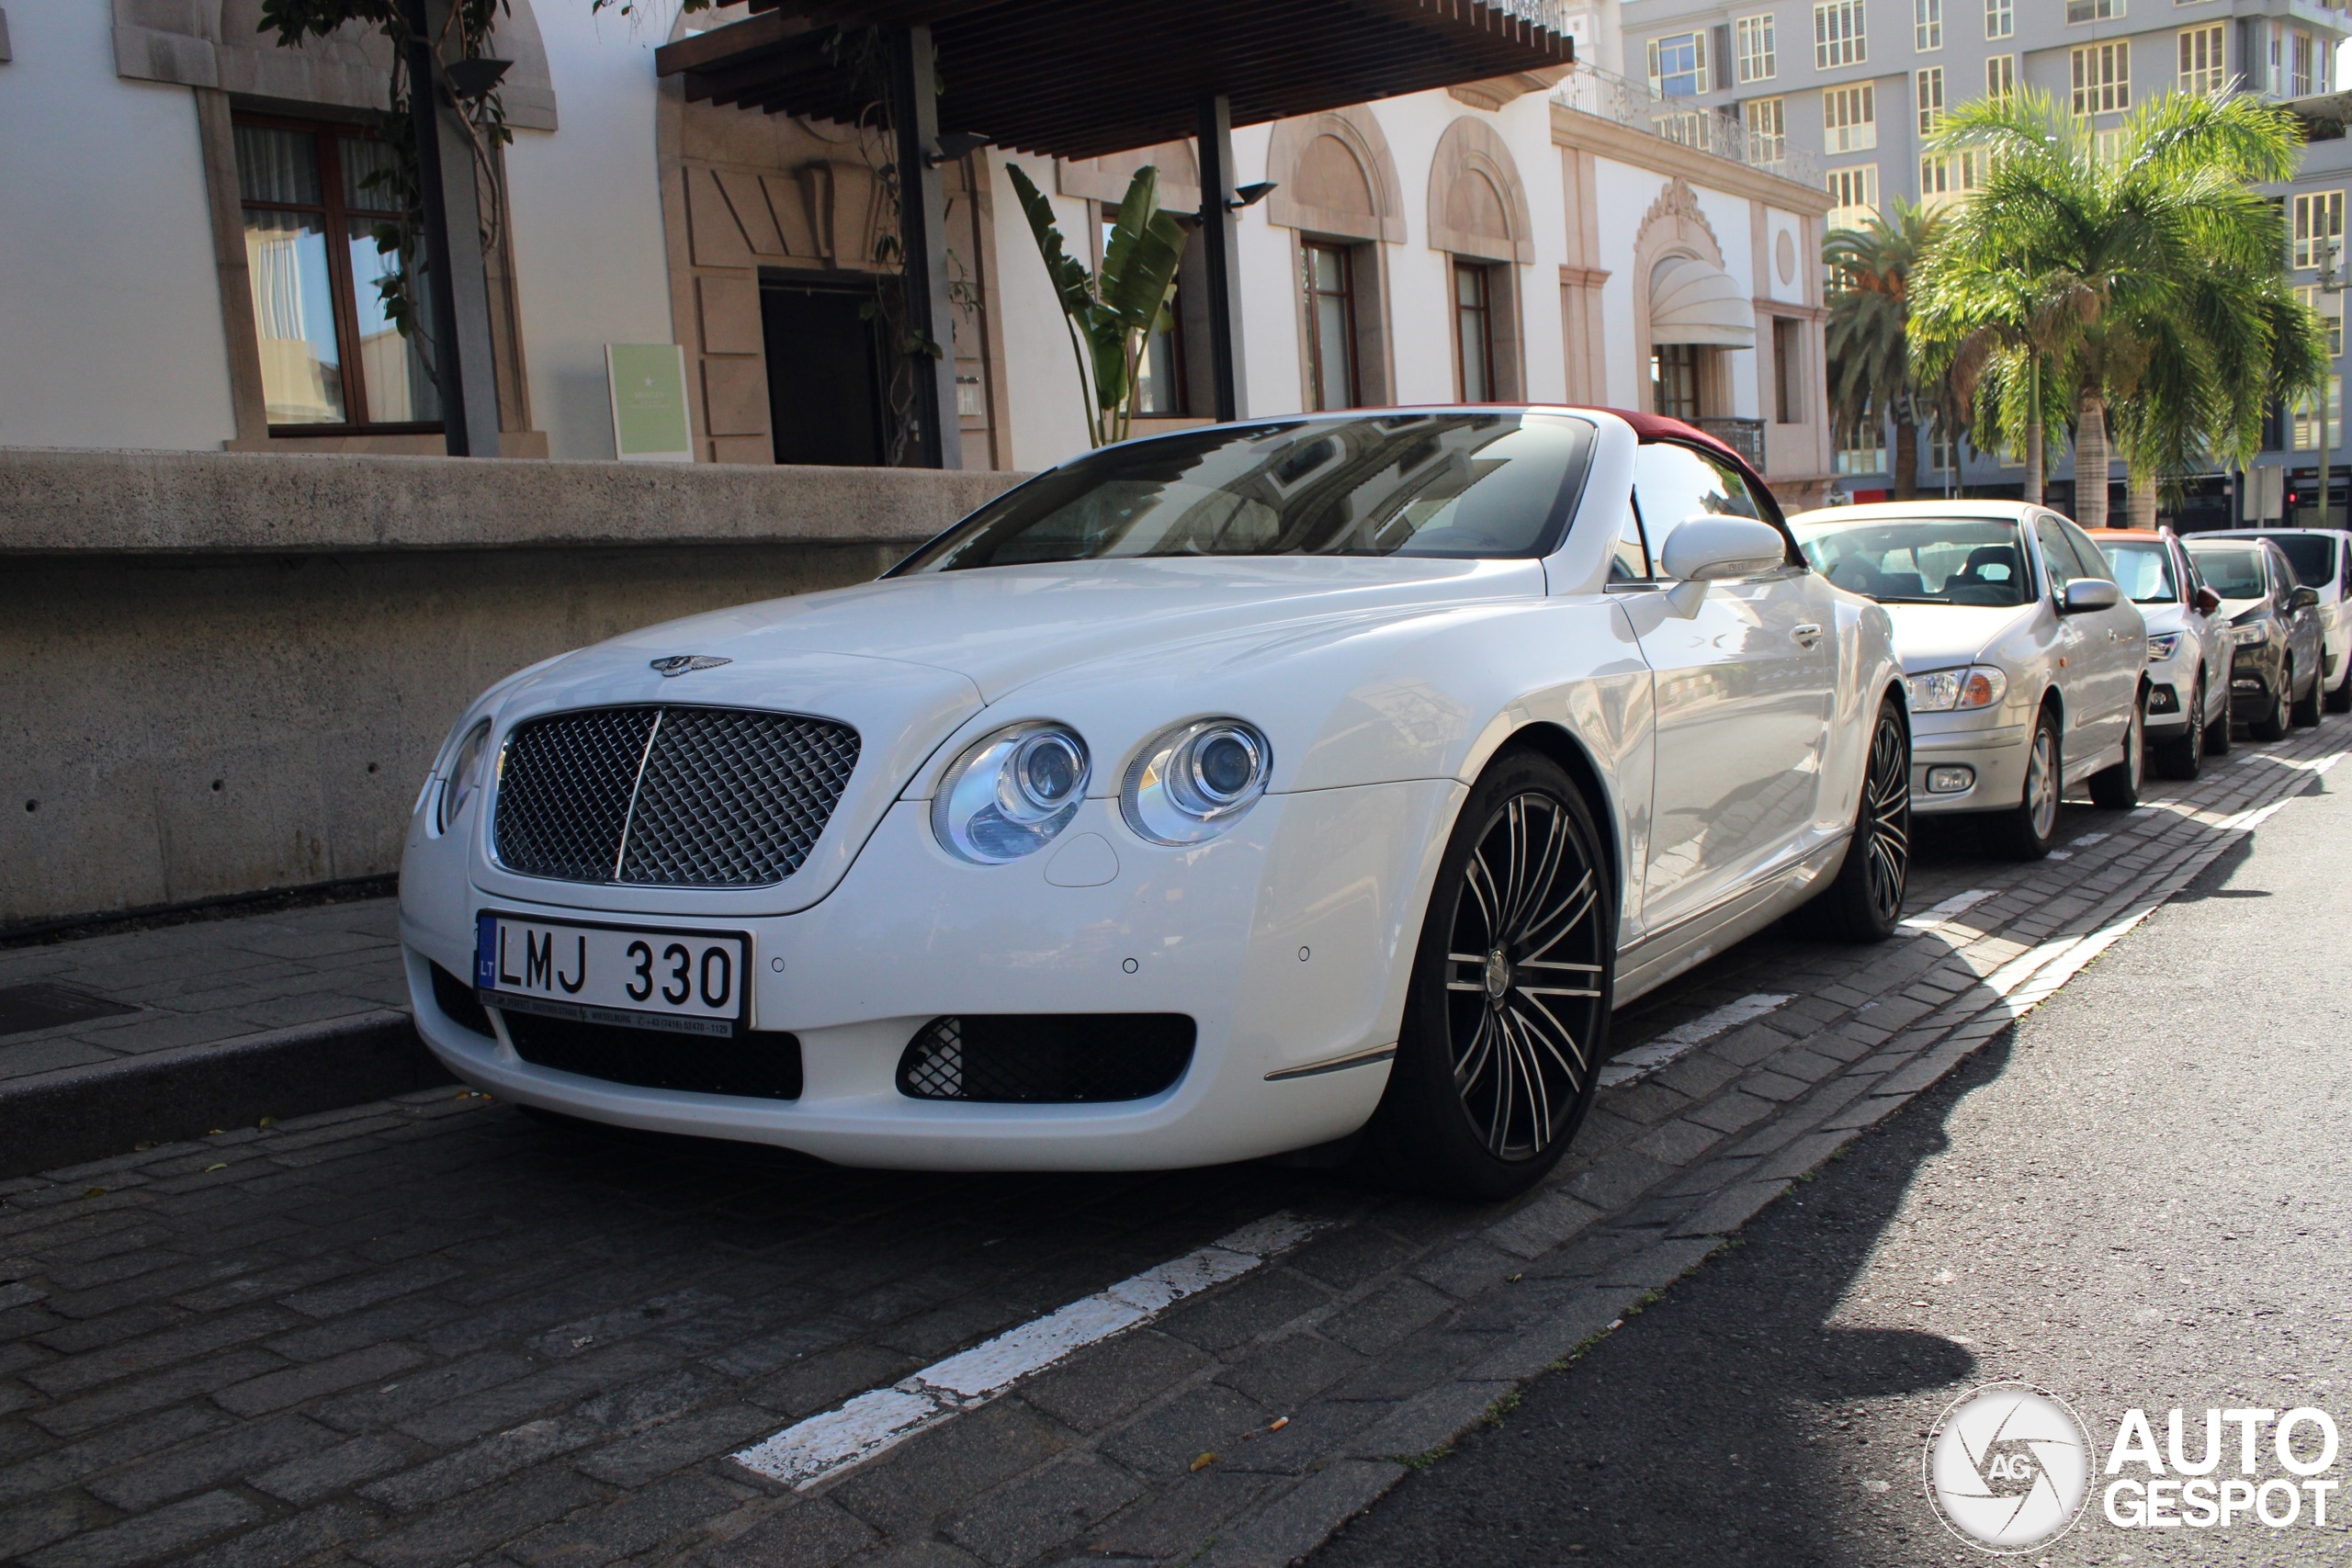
[655,0,1574,162]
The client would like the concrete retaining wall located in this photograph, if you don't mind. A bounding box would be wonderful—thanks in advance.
[1,449,1026,929]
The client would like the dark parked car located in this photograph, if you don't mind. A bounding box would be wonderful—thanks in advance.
[2186,536,2324,740]
[2203,527,2352,713]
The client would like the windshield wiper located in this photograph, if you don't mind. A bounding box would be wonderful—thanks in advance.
[1871,595,1959,604]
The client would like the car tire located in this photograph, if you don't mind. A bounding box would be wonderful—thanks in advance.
[2252,665,2290,742]
[1996,705,2063,860]
[2329,659,2352,714]
[2294,656,2324,728]
[1364,749,1613,1202]
[2088,688,2145,809]
[2154,671,2204,781]
[1801,694,1910,943]
[2205,679,2233,755]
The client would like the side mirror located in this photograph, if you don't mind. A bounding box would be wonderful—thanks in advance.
[2291,584,2322,612]
[2193,584,2222,616]
[2061,578,2122,614]
[1658,515,1789,583]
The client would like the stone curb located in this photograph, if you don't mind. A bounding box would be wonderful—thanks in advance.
[0,1010,451,1179]
[1183,758,2334,1567]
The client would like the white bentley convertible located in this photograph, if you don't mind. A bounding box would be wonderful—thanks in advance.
[401,409,1907,1198]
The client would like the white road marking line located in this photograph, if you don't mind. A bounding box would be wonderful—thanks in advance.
[729,1213,1327,1489]
[2047,851,2073,860]
[1898,888,1997,934]
[1968,748,2347,1021]
[1599,993,1794,1088]
[2070,832,2109,847]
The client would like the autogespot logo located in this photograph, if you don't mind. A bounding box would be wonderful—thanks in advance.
[1924,1383,2094,1552]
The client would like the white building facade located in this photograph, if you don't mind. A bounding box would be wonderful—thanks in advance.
[1,0,1836,503]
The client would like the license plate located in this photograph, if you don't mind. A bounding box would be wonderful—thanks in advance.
[476,913,749,1038]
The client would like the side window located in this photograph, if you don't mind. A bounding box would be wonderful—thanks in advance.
[2057,521,2113,584]
[1630,442,1789,577]
[2031,517,2075,595]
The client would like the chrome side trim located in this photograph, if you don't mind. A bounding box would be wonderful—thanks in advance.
[1264,1043,1398,1082]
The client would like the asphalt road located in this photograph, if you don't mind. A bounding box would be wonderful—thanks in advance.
[1313,769,2352,1568]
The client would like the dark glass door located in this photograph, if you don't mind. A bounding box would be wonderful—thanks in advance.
[762,279,888,467]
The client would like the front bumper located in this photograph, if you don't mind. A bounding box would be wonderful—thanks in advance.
[1906,716,2029,818]
[401,781,1461,1171]
[2143,653,2192,737]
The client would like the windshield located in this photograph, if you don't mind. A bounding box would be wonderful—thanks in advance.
[2190,546,2267,600]
[894,413,1597,571]
[2097,540,2177,604]
[2257,533,2337,587]
[1792,516,2032,606]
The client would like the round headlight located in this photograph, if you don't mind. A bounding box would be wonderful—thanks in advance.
[1122,719,1273,845]
[933,722,1091,863]
[437,719,493,835]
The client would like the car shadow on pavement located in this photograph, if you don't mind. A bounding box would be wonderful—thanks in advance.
[1314,1041,2010,1566]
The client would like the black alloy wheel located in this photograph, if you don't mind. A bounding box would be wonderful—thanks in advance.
[1368,750,1612,1201]
[1804,696,1910,942]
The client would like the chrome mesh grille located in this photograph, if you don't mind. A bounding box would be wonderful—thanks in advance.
[492,705,860,887]
[896,1014,1196,1103]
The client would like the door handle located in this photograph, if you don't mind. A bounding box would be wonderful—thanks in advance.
[1792,623,1823,649]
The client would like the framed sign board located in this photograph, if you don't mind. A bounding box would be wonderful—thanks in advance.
[605,344,695,463]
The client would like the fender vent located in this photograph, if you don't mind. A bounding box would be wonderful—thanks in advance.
[897,1014,1195,1103]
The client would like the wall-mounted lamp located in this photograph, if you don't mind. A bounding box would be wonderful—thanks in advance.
[1227,181,1277,211]
[927,131,994,166]
[443,56,512,101]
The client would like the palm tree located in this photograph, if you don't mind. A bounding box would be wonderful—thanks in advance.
[1826,203,1939,501]
[1913,88,2322,528]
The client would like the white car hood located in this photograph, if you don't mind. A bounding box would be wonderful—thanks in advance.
[588,555,1545,701]
[1879,602,2039,672]
[2137,603,2188,635]
[465,556,1544,917]
[2219,596,2267,622]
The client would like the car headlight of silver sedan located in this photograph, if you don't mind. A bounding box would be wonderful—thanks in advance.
[2146,632,2182,662]
[933,722,1091,863]
[1905,666,2007,714]
[2230,621,2270,647]
[1122,719,1273,845]
[435,719,493,836]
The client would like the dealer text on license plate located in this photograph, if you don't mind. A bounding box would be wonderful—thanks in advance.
[475,913,748,1037]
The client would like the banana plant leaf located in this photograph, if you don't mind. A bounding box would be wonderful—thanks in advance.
[1005,160,1192,443]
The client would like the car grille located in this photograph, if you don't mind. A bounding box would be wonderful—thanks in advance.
[492,705,860,887]
[897,1015,1195,1103]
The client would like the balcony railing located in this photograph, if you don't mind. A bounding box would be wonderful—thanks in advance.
[1485,0,1577,32]
[1700,417,1768,472]
[1552,64,1821,186]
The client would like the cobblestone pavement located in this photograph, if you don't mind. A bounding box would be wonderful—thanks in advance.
[0,722,2342,1568]
[0,903,404,1090]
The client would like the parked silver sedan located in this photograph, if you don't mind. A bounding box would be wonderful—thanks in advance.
[2093,528,2233,780]
[1792,502,2147,859]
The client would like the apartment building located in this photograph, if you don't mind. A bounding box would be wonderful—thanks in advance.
[1623,0,2351,512]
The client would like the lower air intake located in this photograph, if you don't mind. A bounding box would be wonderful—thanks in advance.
[896,1014,1195,1103]
[501,1011,803,1100]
